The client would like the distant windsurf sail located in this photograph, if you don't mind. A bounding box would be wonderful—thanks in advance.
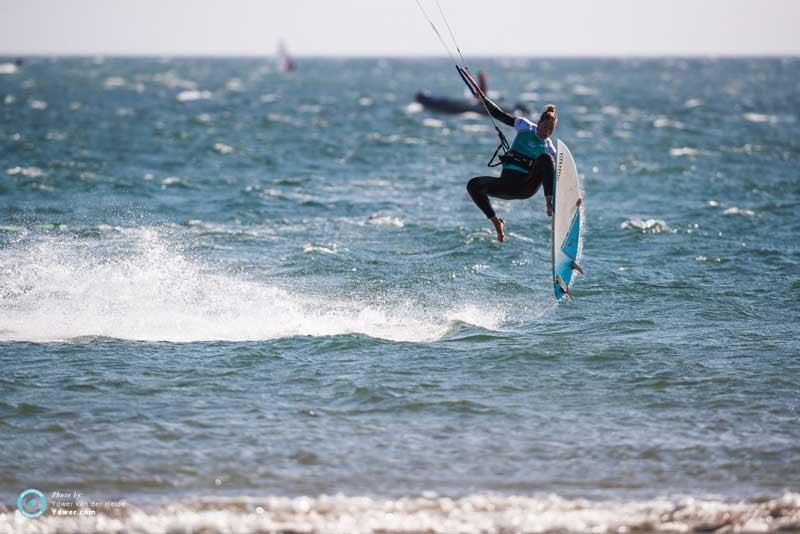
[277,40,296,72]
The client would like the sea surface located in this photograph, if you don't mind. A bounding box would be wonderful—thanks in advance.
[1,57,799,532]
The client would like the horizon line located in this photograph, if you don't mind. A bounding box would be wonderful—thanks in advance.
[3,51,799,60]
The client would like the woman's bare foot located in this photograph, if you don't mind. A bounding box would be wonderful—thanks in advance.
[490,217,506,242]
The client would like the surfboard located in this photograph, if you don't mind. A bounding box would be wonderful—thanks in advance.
[551,140,584,301]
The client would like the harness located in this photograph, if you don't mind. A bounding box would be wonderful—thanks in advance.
[493,150,536,171]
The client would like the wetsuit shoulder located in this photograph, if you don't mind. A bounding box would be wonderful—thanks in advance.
[513,116,536,132]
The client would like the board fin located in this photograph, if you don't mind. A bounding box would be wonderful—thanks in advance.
[555,275,573,299]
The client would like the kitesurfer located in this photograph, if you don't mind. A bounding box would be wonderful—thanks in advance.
[466,100,558,242]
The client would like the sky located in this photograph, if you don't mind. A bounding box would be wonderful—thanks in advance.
[1,0,798,57]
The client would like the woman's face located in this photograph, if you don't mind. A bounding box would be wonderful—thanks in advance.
[538,116,557,138]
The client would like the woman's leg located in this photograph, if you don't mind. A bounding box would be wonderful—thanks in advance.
[466,176,503,241]
[467,169,531,218]
[530,154,555,198]
[466,169,530,242]
[466,176,500,219]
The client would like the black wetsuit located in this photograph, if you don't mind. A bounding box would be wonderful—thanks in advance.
[466,98,555,219]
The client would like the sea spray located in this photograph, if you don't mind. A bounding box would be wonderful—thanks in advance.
[0,228,507,343]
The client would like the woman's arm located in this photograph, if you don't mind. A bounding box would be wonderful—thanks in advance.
[480,95,515,127]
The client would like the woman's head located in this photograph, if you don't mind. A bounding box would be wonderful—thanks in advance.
[537,104,557,137]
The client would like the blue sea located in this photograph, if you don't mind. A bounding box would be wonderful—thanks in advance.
[1,56,799,532]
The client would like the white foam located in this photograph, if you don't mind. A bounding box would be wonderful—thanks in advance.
[303,242,337,255]
[422,118,444,128]
[366,214,404,227]
[195,113,213,124]
[654,117,685,129]
[462,124,489,133]
[177,90,212,102]
[0,62,18,74]
[225,78,243,91]
[670,147,703,157]
[154,72,197,90]
[6,166,45,177]
[572,84,596,95]
[621,218,670,233]
[103,76,126,89]
[160,176,186,186]
[723,207,756,217]
[212,143,234,154]
[0,229,504,343]
[266,112,292,124]
[742,112,780,124]
[1,493,797,534]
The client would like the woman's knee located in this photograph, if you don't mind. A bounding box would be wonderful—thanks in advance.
[467,177,484,195]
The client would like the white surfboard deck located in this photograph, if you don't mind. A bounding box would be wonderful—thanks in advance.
[551,140,584,301]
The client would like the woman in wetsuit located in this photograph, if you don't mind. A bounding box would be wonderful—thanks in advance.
[467,101,558,242]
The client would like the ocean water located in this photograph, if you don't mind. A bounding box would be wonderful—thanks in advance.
[1,56,799,532]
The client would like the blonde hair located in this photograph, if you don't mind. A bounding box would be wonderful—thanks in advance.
[540,104,557,122]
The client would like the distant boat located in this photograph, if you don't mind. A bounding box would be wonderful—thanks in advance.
[415,71,528,115]
[415,91,483,114]
[415,92,529,116]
